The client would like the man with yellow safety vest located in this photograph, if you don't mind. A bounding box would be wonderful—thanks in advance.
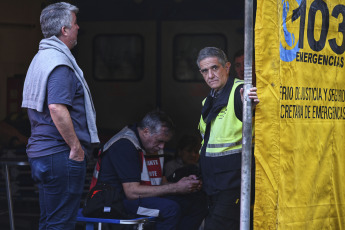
[196,47,259,229]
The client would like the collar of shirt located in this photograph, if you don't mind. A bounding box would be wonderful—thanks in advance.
[210,87,224,98]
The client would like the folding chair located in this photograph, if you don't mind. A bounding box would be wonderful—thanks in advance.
[76,208,155,230]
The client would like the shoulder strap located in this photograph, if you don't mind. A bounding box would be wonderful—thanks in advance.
[89,146,104,190]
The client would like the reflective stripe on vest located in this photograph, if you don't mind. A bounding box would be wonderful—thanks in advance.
[207,140,242,148]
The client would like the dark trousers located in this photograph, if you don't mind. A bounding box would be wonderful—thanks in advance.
[204,188,253,230]
[29,151,86,230]
[123,191,208,230]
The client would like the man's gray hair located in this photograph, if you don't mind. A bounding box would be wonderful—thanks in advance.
[40,2,79,38]
[138,110,175,136]
[196,47,228,69]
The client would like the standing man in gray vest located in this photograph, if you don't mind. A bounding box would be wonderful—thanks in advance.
[22,2,99,229]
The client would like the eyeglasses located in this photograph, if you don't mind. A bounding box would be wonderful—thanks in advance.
[199,65,221,76]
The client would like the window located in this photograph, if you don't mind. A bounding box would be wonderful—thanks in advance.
[93,34,144,81]
[173,34,227,81]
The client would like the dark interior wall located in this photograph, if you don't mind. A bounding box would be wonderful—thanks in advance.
[68,0,246,146]
[0,1,44,120]
[1,0,248,147]
[74,0,244,21]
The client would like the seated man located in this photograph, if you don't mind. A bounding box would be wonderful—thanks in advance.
[96,110,207,230]
[164,134,201,181]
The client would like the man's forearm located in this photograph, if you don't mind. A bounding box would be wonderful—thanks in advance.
[123,182,180,200]
[49,103,84,160]
[123,176,200,200]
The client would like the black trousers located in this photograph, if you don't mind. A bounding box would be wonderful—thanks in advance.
[204,188,254,230]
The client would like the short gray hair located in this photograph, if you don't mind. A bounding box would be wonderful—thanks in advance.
[40,2,79,38]
[138,110,175,136]
[196,47,228,69]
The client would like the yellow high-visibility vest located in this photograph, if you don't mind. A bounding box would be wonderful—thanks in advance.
[198,79,244,157]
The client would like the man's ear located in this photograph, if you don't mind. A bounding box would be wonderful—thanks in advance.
[142,127,150,137]
[61,26,68,36]
[226,62,231,74]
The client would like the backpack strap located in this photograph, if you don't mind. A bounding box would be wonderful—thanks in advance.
[89,146,104,190]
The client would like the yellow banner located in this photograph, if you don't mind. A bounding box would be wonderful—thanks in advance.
[254,0,345,229]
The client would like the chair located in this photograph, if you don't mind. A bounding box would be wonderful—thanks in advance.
[76,208,155,230]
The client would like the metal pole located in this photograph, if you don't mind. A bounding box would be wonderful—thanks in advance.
[5,164,16,230]
[240,0,254,229]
